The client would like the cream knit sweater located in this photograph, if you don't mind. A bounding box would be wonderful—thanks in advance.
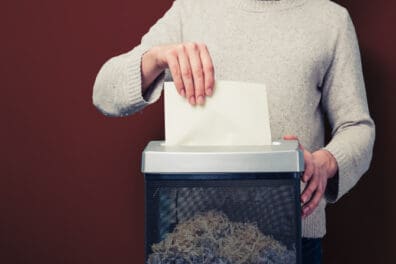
[92,0,375,238]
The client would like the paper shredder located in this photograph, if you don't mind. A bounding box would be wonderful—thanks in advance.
[142,140,304,264]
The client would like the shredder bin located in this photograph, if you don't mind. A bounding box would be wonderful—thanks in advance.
[142,140,304,264]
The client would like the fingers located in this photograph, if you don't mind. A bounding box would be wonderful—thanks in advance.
[185,43,205,105]
[166,50,185,97]
[177,45,196,105]
[302,150,314,183]
[302,184,325,217]
[164,42,215,106]
[198,43,215,96]
[283,135,325,217]
[301,153,331,218]
[302,171,327,217]
[301,148,316,207]
[301,165,318,205]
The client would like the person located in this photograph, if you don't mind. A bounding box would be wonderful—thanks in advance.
[92,0,375,262]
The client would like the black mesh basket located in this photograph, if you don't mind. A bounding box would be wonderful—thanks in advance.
[142,141,303,264]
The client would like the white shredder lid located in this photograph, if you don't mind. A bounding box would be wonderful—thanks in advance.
[141,140,304,173]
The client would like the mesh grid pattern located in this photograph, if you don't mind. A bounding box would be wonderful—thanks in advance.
[145,174,300,263]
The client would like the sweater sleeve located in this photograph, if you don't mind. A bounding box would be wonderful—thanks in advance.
[322,10,375,203]
[92,0,183,117]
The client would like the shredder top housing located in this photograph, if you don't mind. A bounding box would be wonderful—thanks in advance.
[141,140,304,173]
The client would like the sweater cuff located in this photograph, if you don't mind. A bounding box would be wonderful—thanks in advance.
[120,46,165,116]
[143,71,166,103]
[323,143,349,203]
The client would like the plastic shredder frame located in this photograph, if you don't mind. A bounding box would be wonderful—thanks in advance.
[141,140,304,264]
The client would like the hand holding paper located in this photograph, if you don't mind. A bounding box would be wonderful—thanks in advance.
[164,81,272,146]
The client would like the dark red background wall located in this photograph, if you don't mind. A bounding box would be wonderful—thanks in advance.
[1,1,395,263]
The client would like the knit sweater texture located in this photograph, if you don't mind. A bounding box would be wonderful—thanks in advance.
[92,0,375,238]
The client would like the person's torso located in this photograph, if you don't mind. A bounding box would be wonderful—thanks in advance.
[168,0,343,152]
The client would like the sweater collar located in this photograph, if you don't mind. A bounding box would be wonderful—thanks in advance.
[233,0,310,12]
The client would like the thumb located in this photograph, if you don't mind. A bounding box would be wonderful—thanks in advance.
[283,135,305,151]
[283,135,298,141]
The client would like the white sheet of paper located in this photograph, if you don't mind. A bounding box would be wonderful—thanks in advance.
[164,80,272,146]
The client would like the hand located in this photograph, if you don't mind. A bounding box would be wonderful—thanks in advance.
[151,43,215,106]
[283,135,338,218]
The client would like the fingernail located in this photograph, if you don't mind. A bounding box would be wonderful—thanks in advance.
[189,96,196,105]
[180,89,186,97]
[206,88,213,96]
[197,95,205,105]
